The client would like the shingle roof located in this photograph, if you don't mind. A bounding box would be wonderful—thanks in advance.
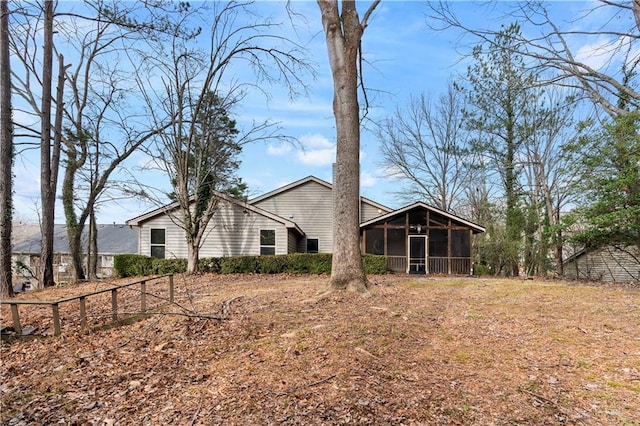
[12,224,138,255]
[126,191,305,236]
[359,202,486,233]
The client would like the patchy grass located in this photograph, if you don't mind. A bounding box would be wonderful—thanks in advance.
[1,274,639,425]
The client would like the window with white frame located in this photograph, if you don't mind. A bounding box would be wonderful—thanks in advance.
[150,228,166,259]
[260,230,276,255]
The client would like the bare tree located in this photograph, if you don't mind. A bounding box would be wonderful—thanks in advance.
[132,1,312,274]
[317,0,380,294]
[428,1,640,118]
[520,88,580,275]
[56,3,171,281]
[9,1,192,282]
[377,83,472,214]
[8,0,66,288]
[0,0,14,298]
[38,0,61,288]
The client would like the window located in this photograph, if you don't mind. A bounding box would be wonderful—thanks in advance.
[101,255,114,268]
[429,229,448,257]
[451,230,470,257]
[306,238,319,253]
[387,228,406,256]
[260,230,276,255]
[150,228,166,259]
[365,229,384,255]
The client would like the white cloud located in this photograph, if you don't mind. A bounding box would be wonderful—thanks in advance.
[297,149,334,167]
[574,39,617,71]
[295,134,335,167]
[267,142,292,156]
[300,134,333,150]
[361,171,377,188]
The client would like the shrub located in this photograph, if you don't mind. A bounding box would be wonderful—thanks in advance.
[199,257,221,273]
[473,263,490,276]
[114,254,153,277]
[152,258,187,275]
[284,253,332,274]
[220,256,259,274]
[259,255,287,274]
[362,254,387,274]
[115,252,388,277]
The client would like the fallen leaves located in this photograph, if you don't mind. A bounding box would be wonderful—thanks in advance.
[1,274,639,425]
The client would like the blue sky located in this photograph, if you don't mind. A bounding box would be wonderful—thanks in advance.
[11,1,610,224]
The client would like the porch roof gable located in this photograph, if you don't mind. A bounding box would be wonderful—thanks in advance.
[359,202,486,234]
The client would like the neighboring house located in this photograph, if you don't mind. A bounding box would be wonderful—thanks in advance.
[126,175,486,274]
[12,223,138,287]
[563,245,640,283]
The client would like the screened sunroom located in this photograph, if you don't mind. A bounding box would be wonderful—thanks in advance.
[360,202,485,274]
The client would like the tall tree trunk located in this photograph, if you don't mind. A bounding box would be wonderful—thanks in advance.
[318,0,379,293]
[0,0,14,298]
[504,101,521,277]
[87,209,98,280]
[554,201,563,276]
[39,0,55,288]
[62,150,85,282]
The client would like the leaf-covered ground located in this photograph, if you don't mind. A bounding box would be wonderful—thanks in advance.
[1,274,639,425]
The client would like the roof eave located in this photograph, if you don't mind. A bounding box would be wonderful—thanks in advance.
[359,202,486,233]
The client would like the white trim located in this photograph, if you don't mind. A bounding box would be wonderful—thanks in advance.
[408,235,428,274]
[150,227,166,259]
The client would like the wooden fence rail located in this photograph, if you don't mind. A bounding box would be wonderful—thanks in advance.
[1,274,174,336]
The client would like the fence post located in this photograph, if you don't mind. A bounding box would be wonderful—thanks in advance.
[79,297,87,329]
[140,280,146,313]
[52,303,61,336]
[111,289,118,321]
[169,274,174,303]
[10,304,22,335]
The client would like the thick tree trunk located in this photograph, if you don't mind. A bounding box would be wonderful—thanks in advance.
[318,0,378,293]
[39,0,55,288]
[62,140,86,282]
[0,0,14,298]
[187,241,200,275]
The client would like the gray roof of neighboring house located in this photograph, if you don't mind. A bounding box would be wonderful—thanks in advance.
[12,224,138,255]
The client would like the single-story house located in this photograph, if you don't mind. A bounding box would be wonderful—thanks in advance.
[563,245,640,283]
[126,176,485,274]
[12,223,138,287]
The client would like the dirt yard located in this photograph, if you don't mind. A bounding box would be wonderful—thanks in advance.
[1,274,639,425]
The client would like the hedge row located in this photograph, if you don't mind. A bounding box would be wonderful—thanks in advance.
[114,253,387,277]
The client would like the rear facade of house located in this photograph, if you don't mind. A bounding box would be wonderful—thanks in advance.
[127,176,485,274]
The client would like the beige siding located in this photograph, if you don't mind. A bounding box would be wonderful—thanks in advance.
[361,201,386,222]
[252,181,334,253]
[139,200,289,258]
[252,180,387,253]
[287,230,299,254]
[564,245,640,283]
